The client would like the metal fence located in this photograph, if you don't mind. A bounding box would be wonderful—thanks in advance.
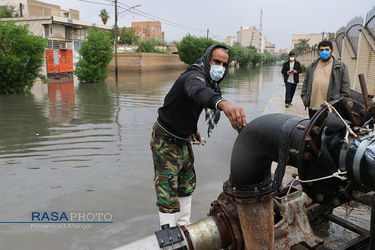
[365,6,375,39]
[345,16,364,55]
[335,26,346,57]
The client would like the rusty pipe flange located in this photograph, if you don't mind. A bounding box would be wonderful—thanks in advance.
[297,99,358,205]
[208,199,243,250]
[223,179,275,199]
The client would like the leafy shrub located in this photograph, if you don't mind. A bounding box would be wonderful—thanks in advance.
[177,34,234,65]
[136,39,167,53]
[0,21,47,94]
[74,28,113,83]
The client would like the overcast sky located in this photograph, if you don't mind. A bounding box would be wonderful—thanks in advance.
[44,0,375,50]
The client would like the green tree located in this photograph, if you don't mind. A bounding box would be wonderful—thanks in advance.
[99,9,110,25]
[250,52,264,66]
[136,39,167,53]
[118,27,139,45]
[262,50,276,65]
[0,21,47,94]
[291,39,310,56]
[231,44,263,67]
[232,43,251,66]
[277,53,289,62]
[74,28,113,83]
[177,34,219,65]
[0,5,15,18]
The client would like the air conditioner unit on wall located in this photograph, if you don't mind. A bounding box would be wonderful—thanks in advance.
[60,42,73,50]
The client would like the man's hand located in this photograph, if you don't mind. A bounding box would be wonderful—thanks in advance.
[191,131,206,146]
[217,100,247,130]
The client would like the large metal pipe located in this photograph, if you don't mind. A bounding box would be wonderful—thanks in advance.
[224,113,308,249]
[229,113,307,192]
[236,196,274,249]
[113,217,225,250]
[345,134,375,189]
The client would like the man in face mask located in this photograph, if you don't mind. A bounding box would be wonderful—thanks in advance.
[281,52,302,107]
[301,40,350,118]
[150,44,246,228]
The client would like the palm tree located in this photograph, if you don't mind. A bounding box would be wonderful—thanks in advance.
[99,9,110,25]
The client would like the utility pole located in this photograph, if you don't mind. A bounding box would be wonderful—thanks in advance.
[259,9,263,53]
[114,0,118,82]
[207,28,209,39]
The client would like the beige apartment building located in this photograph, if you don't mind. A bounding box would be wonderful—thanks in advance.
[237,26,262,52]
[0,0,110,78]
[223,36,236,46]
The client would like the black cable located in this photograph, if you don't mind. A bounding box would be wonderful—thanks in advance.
[78,0,112,7]
[117,2,206,32]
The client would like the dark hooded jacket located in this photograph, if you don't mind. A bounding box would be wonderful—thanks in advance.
[157,45,229,139]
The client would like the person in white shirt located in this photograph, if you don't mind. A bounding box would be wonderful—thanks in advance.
[281,52,303,107]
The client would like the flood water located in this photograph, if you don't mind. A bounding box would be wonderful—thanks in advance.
[0,66,371,249]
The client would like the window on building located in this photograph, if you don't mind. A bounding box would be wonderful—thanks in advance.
[147,26,150,31]
[143,33,145,39]
[47,40,60,49]
[44,25,49,38]
[74,41,82,51]
[152,26,154,31]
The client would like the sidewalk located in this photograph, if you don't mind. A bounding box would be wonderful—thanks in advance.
[266,80,309,119]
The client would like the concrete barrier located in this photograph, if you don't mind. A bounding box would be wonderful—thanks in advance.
[108,53,188,72]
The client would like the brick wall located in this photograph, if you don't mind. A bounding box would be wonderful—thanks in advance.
[341,41,357,89]
[355,31,375,94]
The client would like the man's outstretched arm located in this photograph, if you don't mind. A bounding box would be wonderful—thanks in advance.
[217,100,247,130]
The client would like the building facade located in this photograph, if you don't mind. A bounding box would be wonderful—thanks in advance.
[291,33,326,49]
[223,36,236,46]
[131,21,164,41]
[1,0,110,79]
[265,42,276,55]
[236,26,265,52]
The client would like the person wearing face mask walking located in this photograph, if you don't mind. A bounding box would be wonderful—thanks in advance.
[301,40,350,118]
[281,52,302,107]
[150,44,246,228]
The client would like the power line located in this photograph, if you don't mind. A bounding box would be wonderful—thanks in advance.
[79,0,207,33]
[81,5,114,22]
[209,31,220,40]
[129,10,205,32]
[78,0,112,7]
[117,1,206,32]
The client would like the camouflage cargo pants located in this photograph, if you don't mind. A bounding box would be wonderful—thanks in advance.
[150,122,196,213]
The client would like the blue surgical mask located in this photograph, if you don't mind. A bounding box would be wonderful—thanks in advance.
[320,50,331,61]
[210,64,225,81]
